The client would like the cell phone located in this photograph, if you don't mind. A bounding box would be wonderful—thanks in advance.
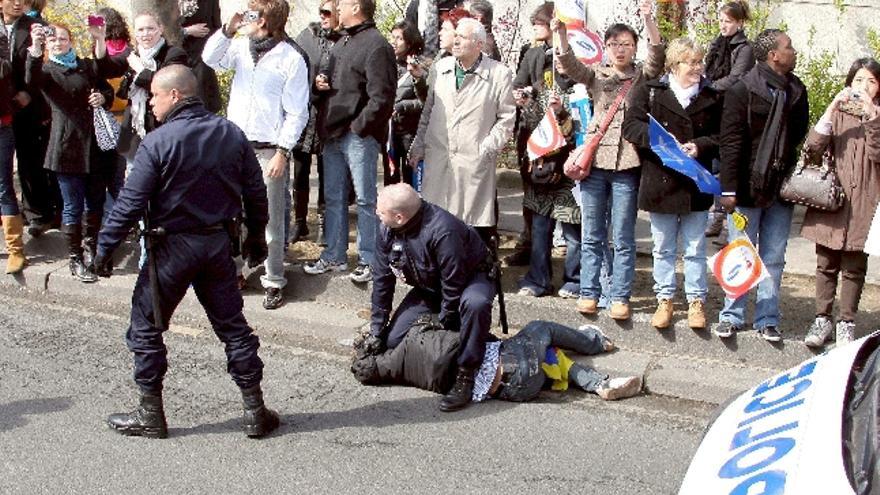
[242,10,260,24]
[87,14,105,27]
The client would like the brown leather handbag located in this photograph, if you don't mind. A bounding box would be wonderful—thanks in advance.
[563,78,633,181]
[779,148,845,211]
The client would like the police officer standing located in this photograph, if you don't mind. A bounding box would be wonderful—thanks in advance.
[366,183,496,412]
[94,66,279,439]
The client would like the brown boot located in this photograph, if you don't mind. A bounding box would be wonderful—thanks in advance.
[2,215,25,274]
[688,300,707,330]
[651,299,673,330]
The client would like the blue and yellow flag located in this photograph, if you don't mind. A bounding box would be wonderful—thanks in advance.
[541,347,576,391]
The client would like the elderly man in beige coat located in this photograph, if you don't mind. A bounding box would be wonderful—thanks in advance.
[409,17,515,244]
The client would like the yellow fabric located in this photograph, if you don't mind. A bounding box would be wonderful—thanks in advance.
[541,348,575,391]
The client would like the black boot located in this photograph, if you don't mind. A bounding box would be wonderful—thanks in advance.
[315,211,326,246]
[107,391,168,438]
[82,212,102,265]
[439,368,476,412]
[241,385,280,438]
[62,223,97,283]
[290,191,310,243]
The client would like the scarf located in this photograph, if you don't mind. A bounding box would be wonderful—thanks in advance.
[106,39,129,56]
[249,35,280,65]
[705,33,734,82]
[750,62,791,206]
[668,73,700,109]
[49,49,78,69]
[129,37,165,138]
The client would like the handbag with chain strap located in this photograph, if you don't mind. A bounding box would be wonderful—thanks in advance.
[779,148,844,211]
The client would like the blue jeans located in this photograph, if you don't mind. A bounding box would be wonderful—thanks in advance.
[0,126,19,216]
[56,172,104,225]
[519,213,580,296]
[649,211,709,302]
[321,132,380,266]
[579,168,639,303]
[719,200,794,329]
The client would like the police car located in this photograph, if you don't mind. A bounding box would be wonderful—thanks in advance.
[679,332,880,495]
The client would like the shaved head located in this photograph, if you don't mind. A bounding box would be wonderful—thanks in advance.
[376,184,422,228]
[152,65,198,97]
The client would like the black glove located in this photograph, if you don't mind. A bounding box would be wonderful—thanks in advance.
[241,234,268,268]
[351,355,380,384]
[92,254,113,278]
[361,334,386,356]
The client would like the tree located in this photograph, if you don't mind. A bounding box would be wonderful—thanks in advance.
[130,0,181,44]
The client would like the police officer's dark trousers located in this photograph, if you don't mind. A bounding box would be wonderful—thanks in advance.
[126,230,263,393]
[385,272,495,369]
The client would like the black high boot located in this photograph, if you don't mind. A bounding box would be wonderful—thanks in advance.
[290,191,310,243]
[439,368,476,412]
[241,385,280,438]
[62,223,97,283]
[107,391,168,438]
[82,212,102,266]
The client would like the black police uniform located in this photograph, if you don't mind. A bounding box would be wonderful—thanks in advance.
[96,98,269,393]
[371,200,495,369]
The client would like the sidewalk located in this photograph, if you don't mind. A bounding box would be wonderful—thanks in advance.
[0,168,876,408]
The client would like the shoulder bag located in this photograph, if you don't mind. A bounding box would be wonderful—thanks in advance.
[563,78,633,181]
[779,148,844,211]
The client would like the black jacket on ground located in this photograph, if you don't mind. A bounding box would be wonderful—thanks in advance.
[25,56,114,175]
[97,100,268,259]
[318,21,396,144]
[371,200,490,336]
[294,23,340,154]
[623,76,722,214]
[96,42,189,155]
[718,65,809,208]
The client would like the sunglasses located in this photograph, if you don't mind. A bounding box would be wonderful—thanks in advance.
[319,9,332,16]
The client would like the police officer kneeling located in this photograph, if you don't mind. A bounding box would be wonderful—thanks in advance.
[366,184,496,412]
[93,66,279,438]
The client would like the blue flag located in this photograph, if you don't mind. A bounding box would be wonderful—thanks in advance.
[647,114,721,195]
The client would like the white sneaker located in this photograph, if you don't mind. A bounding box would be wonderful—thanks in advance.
[349,264,373,283]
[596,376,642,400]
[303,258,348,275]
[804,316,833,348]
[836,320,855,345]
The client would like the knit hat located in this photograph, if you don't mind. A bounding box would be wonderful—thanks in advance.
[530,2,554,26]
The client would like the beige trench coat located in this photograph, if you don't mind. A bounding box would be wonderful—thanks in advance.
[556,43,665,171]
[800,111,880,251]
[411,55,516,227]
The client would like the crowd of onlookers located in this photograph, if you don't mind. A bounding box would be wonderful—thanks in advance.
[0,0,877,348]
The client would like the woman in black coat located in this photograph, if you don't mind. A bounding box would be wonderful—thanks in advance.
[622,37,722,331]
[93,11,188,161]
[178,0,222,112]
[25,23,115,283]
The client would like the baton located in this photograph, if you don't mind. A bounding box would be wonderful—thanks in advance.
[491,233,509,335]
[142,221,167,331]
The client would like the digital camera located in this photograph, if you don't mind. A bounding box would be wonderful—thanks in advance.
[242,10,260,24]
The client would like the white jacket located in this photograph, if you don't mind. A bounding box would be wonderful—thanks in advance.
[202,31,309,149]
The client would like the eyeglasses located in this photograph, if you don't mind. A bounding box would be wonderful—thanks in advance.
[606,41,635,50]
[319,9,332,16]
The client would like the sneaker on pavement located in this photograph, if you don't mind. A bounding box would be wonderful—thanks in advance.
[517,287,538,297]
[303,258,348,275]
[576,298,598,315]
[804,316,833,348]
[757,326,782,342]
[651,299,673,329]
[836,320,855,345]
[262,288,284,310]
[349,264,373,283]
[596,376,642,401]
[557,287,578,299]
[609,301,630,321]
[687,300,707,330]
[714,321,740,338]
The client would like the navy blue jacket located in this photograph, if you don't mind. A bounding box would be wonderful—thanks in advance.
[371,201,490,335]
[97,99,268,258]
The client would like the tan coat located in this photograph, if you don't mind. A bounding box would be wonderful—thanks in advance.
[556,43,665,171]
[411,55,516,227]
[800,111,880,251]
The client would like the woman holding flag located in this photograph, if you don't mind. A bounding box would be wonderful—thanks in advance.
[622,37,723,331]
[551,0,664,321]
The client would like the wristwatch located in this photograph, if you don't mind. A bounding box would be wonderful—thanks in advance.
[276,147,291,159]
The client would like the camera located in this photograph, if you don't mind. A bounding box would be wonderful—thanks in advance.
[242,10,260,24]
[840,88,867,117]
[87,14,105,27]
[41,26,55,38]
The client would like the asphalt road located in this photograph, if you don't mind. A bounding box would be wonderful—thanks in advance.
[0,291,713,494]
